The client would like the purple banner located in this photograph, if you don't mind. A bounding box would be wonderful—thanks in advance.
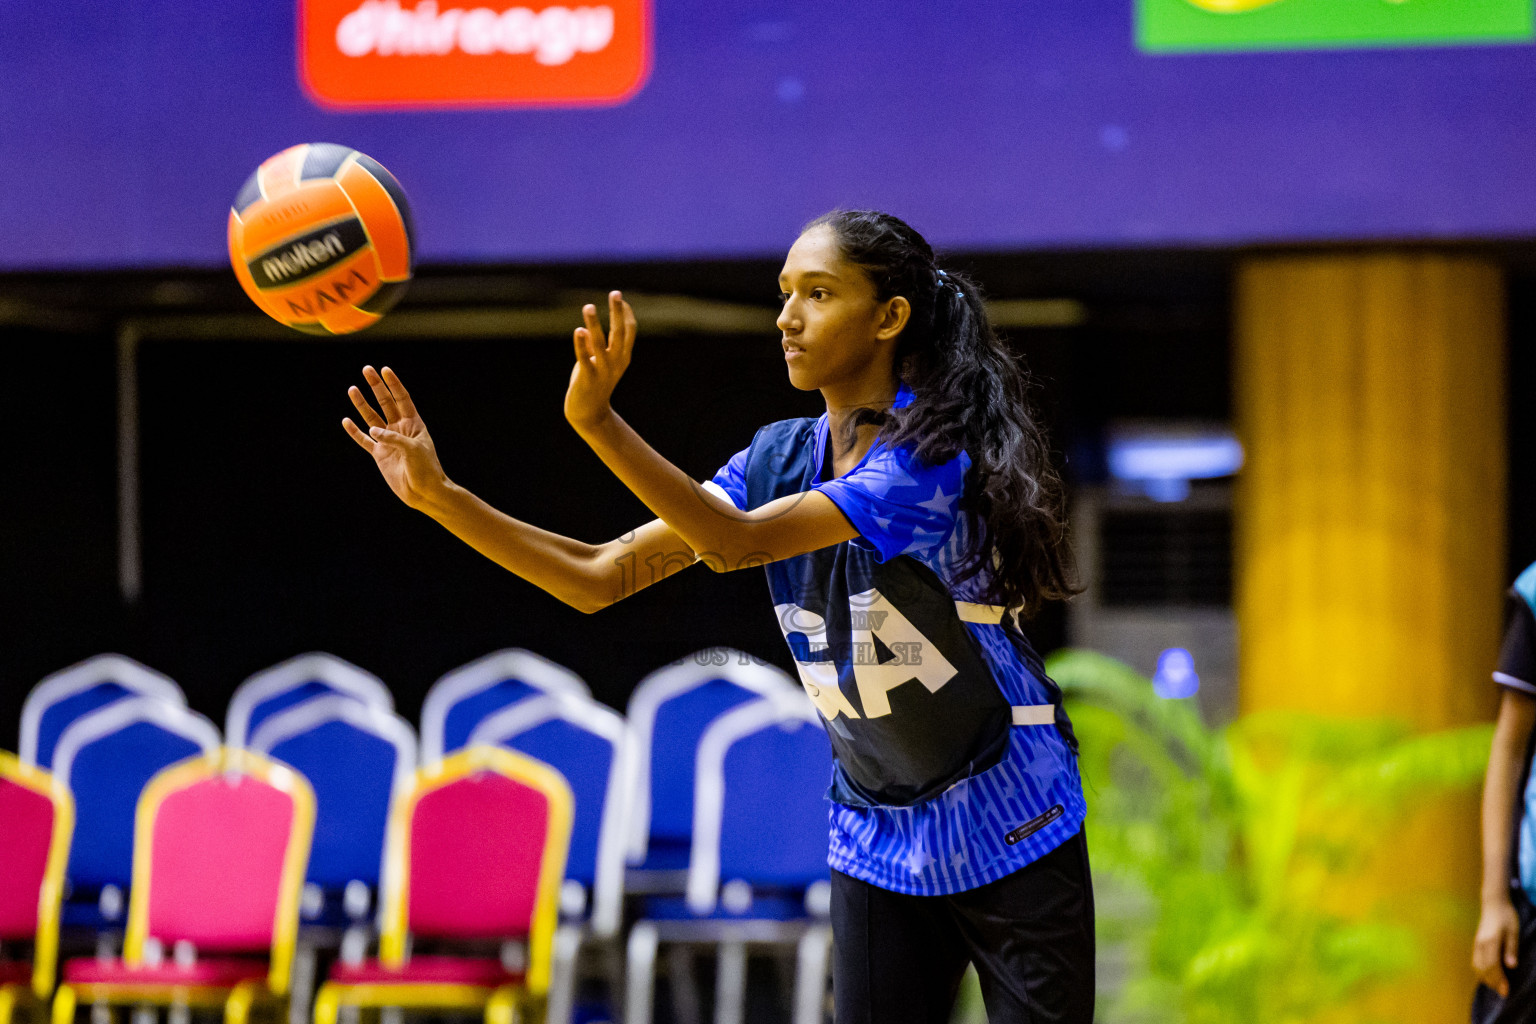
[2,0,1535,269]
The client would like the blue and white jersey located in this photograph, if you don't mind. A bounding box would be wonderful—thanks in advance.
[705,383,1086,896]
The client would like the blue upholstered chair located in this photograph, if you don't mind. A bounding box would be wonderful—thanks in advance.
[52,697,220,930]
[225,652,391,750]
[19,655,184,770]
[624,694,833,1024]
[418,649,590,767]
[468,691,628,1024]
[621,650,798,877]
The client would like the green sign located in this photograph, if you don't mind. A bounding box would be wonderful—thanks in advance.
[1137,0,1534,52]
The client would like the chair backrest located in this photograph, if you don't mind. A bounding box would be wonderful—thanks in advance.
[623,651,798,864]
[226,653,392,749]
[419,649,591,766]
[54,698,221,892]
[249,694,416,893]
[382,746,572,996]
[0,751,73,999]
[125,748,314,994]
[467,691,627,936]
[686,696,831,915]
[20,654,185,769]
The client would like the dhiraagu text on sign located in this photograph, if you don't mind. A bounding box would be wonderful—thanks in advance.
[1137,0,1533,52]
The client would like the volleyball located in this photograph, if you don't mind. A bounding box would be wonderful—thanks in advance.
[227,143,414,335]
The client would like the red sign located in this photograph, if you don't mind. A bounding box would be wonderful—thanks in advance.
[299,0,651,109]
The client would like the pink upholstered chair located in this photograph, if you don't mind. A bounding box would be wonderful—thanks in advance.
[313,745,572,1024]
[51,749,314,1024]
[0,751,73,1024]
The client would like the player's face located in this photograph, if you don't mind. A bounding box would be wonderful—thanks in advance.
[777,225,905,394]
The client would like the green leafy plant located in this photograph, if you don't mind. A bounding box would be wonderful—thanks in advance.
[1041,649,1492,1024]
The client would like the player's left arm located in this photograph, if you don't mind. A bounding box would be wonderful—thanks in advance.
[564,291,858,571]
[1474,686,1536,996]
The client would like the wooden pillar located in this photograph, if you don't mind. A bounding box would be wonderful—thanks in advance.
[1234,252,1506,1021]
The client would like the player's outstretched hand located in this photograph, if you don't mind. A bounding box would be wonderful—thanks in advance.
[342,365,450,511]
[1473,897,1521,997]
[565,290,635,434]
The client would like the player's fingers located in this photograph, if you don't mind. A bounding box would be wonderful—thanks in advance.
[1473,939,1511,996]
[582,303,607,346]
[342,418,377,453]
[381,366,418,419]
[348,386,386,429]
[362,365,400,422]
[1505,927,1521,969]
[606,291,626,353]
[608,291,626,350]
[573,328,598,371]
[619,296,637,363]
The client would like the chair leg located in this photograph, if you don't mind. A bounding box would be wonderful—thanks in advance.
[793,924,832,1024]
[485,985,521,1024]
[664,947,700,1024]
[713,939,747,1024]
[545,924,582,1024]
[311,985,340,1024]
[51,987,76,1024]
[225,980,263,1024]
[623,923,658,1024]
[288,942,317,1024]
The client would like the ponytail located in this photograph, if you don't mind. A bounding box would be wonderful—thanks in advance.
[806,209,1078,617]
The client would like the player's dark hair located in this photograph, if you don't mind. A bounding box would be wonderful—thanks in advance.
[805,209,1079,618]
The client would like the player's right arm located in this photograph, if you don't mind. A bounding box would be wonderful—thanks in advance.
[1474,686,1536,997]
[342,365,699,613]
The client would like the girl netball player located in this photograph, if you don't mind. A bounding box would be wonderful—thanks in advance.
[343,210,1095,1023]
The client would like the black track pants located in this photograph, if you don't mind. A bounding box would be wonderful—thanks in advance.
[831,829,1096,1024]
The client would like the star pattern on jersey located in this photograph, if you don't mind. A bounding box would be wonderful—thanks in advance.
[867,453,923,492]
[903,525,949,557]
[818,453,966,563]
[908,842,935,875]
[916,484,959,516]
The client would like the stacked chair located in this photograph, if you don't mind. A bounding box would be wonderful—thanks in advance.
[53,699,221,934]
[51,747,315,1024]
[623,687,833,1024]
[622,653,801,879]
[24,657,220,937]
[0,751,72,1024]
[228,658,407,921]
[620,652,836,1024]
[467,690,629,1023]
[420,649,590,766]
[20,656,185,770]
[6,645,841,1024]
[313,744,572,1024]
[231,655,416,1024]
[226,654,394,748]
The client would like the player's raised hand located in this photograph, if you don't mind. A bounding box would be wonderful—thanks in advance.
[342,365,450,511]
[565,290,636,433]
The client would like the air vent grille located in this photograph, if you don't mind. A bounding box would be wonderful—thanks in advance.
[1099,508,1231,607]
